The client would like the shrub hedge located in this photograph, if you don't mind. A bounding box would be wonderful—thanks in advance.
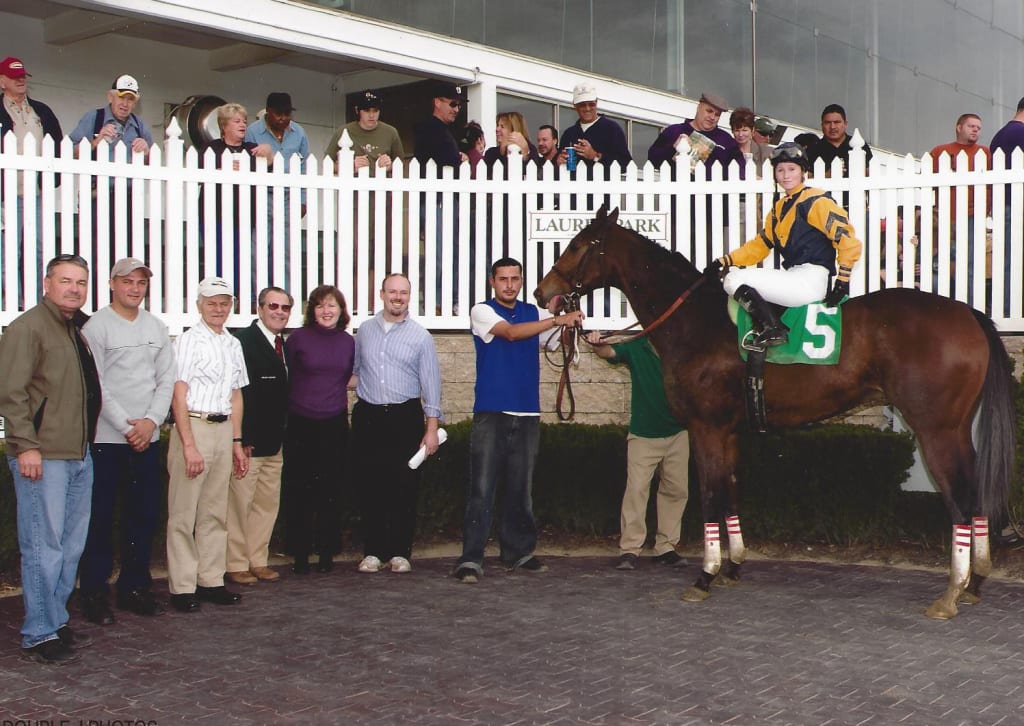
[0,410,1016,580]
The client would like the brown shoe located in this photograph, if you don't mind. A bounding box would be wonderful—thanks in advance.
[250,566,280,582]
[226,570,258,585]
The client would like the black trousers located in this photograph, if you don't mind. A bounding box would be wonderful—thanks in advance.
[282,412,348,559]
[351,398,424,561]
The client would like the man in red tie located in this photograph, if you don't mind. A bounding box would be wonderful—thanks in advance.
[226,287,292,584]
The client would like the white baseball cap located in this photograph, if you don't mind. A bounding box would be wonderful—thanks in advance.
[197,276,234,298]
[112,74,140,97]
[572,82,598,105]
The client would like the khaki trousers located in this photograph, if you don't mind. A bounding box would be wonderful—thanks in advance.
[226,451,283,571]
[166,420,232,594]
[619,430,690,556]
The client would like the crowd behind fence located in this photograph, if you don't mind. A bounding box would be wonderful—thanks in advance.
[1,120,1023,334]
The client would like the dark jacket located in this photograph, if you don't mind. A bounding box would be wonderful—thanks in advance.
[0,94,63,197]
[234,321,289,457]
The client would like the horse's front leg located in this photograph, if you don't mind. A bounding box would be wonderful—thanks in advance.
[681,427,739,603]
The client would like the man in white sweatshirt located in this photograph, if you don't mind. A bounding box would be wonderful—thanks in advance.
[79,258,175,625]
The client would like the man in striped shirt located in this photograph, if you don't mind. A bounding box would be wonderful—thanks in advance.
[351,273,443,574]
[166,276,250,613]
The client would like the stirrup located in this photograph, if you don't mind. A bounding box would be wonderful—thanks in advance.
[741,330,766,352]
[753,326,788,348]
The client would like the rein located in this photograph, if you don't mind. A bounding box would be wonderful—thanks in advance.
[548,227,706,419]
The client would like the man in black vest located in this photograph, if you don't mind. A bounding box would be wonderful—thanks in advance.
[226,286,291,585]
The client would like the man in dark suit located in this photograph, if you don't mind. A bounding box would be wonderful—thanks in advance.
[226,287,291,584]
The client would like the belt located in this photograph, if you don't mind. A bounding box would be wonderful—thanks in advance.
[188,411,230,423]
[357,398,419,414]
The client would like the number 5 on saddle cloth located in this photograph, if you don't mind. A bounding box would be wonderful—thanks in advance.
[727,298,845,431]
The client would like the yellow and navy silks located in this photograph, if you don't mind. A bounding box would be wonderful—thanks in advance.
[721,184,862,283]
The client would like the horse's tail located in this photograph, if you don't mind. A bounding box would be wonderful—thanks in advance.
[972,309,1016,528]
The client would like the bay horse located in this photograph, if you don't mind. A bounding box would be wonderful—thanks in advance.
[534,207,1016,619]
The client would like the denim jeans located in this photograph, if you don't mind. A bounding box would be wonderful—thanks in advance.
[79,443,160,597]
[10,452,93,648]
[458,412,540,571]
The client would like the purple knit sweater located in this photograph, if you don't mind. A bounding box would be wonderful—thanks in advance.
[285,324,355,419]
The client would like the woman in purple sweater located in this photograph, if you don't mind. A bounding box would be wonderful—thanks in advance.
[282,285,355,574]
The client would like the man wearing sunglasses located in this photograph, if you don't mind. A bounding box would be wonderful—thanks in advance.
[79,258,175,627]
[226,287,292,585]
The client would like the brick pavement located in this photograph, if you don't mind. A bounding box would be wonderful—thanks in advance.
[1,556,1023,725]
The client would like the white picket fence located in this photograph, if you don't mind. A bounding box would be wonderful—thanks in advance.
[1,120,1023,334]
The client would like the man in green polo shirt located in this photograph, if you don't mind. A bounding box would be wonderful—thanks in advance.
[586,333,690,570]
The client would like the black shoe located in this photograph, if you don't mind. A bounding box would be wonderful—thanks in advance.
[316,555,334,573]
[57,625,93,649]
[652,550,688,567]
[196,585,242,605]
[292,557,310,575]
[453,565,478,584]
[117,588,163,616]
[170,593,201,613]
[511,556,548,573]
[80,593,115,626]
[22,638,79,665]
[615,553,639,570]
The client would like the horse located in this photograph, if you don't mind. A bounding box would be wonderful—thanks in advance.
[534,207,1016,619]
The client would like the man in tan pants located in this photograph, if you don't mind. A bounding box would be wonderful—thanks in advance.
[586,332,690,570]
[167,277,250,612]
[226,287,291,585]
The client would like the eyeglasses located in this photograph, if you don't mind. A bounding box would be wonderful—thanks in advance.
[264,302,293,312]
[448,100,462,109]
[770,143,807,164]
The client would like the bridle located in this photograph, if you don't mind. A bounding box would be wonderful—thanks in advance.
[547,225,706,420]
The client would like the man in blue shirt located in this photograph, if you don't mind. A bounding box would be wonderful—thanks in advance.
[245,92,309,283]
[453,258,584,584]
[68,74,152,160]
[558,82,632,178]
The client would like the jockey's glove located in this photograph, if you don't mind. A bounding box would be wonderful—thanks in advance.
[824,279,849,307]
[703,258,724,281]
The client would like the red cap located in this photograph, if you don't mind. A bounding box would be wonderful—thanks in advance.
[0,57,30,79]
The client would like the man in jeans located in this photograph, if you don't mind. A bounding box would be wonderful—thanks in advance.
[0,254,101,664]
[453,258,583,584]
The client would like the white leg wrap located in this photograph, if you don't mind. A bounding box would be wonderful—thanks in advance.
[972,516,991,575]
[726,515,745,564]
[703,522,721,575]
[951,524,972,589]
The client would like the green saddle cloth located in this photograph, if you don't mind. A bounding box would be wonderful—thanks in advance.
[728,298,845,364]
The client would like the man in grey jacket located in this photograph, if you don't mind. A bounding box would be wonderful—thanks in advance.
[0,253,101,664]
[79,258,175,625]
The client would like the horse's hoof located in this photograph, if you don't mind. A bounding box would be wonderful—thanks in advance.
[712,574,741,588]
[957,591,981,606]
[681,586,711,602]
[924,599,958,620]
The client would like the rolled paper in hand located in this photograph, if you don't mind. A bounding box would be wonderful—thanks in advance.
[407,428,448,469]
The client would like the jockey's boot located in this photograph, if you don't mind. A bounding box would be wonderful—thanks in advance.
[734,285,789,348]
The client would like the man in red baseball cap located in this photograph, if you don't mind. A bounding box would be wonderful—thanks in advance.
[0,57,63,302]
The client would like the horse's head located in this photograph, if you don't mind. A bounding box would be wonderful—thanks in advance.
[534,206,620,309]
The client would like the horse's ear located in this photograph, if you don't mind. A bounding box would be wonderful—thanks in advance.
[595,204,608,221]
[608,207,620,226]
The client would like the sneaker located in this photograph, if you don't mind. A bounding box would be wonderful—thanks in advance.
[652,550,688,567]
[390,556,412,573]
[57,626,93,649]
[512,556,548,573]
[615,553,639,571]
[453,565,478,584]
[22,638,79,665]
[358,555,381,573]
[226,570,258,585]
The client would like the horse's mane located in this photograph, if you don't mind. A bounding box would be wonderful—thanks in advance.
[617,224,699,278]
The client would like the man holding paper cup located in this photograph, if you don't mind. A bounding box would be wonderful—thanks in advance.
[351,273,443,575]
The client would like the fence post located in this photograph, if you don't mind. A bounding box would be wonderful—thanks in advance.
[163,116,186,328]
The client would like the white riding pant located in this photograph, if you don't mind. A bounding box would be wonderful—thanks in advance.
[723,263,831,307]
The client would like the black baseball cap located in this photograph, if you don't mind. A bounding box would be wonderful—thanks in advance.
[430,80,468,102]
[355,90,382,111]
[265,92,295,113]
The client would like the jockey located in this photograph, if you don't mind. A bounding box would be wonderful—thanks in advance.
[704,142,863,348]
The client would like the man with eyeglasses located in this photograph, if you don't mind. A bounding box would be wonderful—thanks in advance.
[225,287,292,585]
[78,258,175,626]
[0,253,101,664]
